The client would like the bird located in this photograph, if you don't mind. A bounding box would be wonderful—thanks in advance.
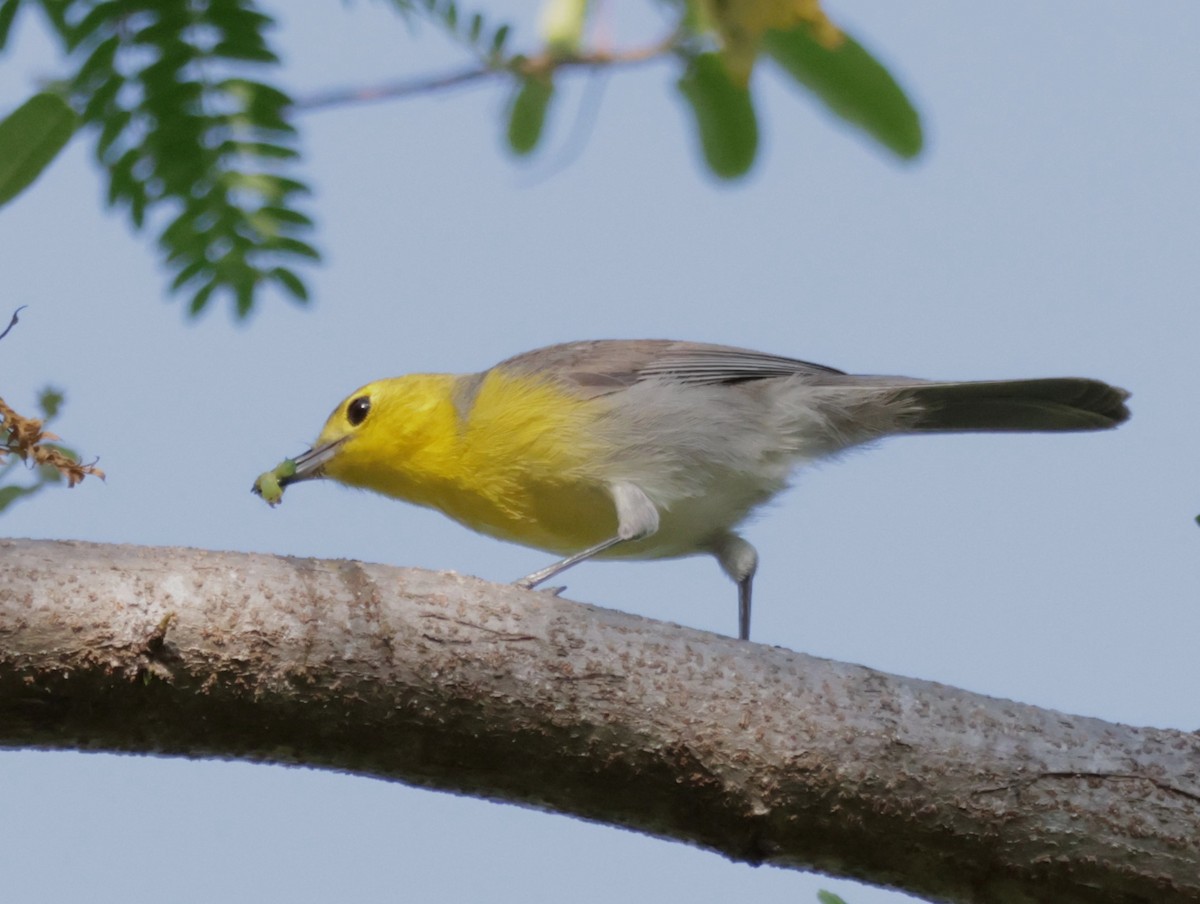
[254,339,1130,641]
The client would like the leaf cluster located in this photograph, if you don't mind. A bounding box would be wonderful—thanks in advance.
[0,387,103,513]
[1,0,923,319]
[501,0,922,178]
[1,0,316,318]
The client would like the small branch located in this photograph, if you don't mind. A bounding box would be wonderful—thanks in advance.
[292,41,675,113]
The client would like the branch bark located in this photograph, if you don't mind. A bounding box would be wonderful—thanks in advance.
[1,538,1197,903]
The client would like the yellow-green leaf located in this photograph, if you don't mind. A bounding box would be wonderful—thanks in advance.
[539,0,589,56]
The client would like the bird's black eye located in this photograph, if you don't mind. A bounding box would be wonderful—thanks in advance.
[346,395,371,427]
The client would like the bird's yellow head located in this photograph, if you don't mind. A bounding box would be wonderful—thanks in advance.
[256,374,461,505]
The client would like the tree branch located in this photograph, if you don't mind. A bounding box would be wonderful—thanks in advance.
[1,539,1197,903]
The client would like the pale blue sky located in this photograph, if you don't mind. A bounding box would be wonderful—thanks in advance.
[2,4,1197,903]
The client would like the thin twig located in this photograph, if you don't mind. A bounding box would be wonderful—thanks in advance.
[0,306,27,343]
[292,40,675,113]
[293,66,495,112]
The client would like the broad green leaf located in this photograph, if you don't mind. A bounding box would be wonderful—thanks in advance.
[816,892,849,904]
[506,75,554,156]
[677,52,758,180]
[0,483,44,515]
[763,26,922,160]
[0,93,77,209]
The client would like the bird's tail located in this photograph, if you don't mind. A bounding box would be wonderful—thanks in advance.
[903,378,1130,433]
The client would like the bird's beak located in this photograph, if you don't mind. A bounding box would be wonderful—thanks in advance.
[283,437,347,486]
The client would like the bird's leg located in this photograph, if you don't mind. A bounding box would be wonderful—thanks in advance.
[515,536,625,589]
[737,574,752,642]
[713,533,759,641]
[515,481,660,592]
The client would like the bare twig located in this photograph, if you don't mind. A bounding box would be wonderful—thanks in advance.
[292,41,674,113]
[0,306,26,343]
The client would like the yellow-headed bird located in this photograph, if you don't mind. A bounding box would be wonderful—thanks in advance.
[254,340,1129,640]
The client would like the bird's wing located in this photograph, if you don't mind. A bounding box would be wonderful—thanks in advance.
[494,339,845,397]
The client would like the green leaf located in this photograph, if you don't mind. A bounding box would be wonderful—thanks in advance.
[505,75,554,156]
[763,26,922,160]
[212,40,279,64]
[189,280,219,315]
[0,483,43,515]
[225,172,310,201]
[132,19,195,47]
[219,139,299,160]
[106,146,140,206]
[490,23,511,58]
[73,35,120,91]
[0,93,77,209]
[65,0,121,51]
[269,266,309,303]
[262,236,321,260]
[209,5,274,32]
[35,0,67,39]
[258,205,314,227]
[816,892,849,904]
[235,271,257,317]
[81,73,122,122]
[0,0,23,51]
[677,52,758,180]
[95,107,131,161]
[218,78,293,112]
[170,258,211,291]
[37,387,65,419]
